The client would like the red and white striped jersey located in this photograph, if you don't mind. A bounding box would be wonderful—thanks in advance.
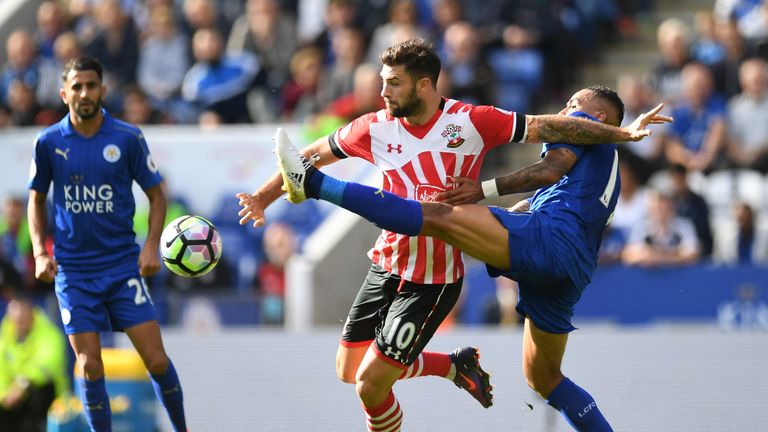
[331,98,528,284]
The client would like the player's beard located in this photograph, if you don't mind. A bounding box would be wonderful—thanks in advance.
[388,86,424,118]
[74,97,102,120]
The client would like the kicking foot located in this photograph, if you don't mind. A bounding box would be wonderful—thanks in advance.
[274,127,316,204]
[449,347,493,408]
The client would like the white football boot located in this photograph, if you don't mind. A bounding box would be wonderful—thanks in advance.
[274,127,314,204]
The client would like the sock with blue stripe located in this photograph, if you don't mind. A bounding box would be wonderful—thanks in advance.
[547,377,613,431]
[149,361,187,432]
[79,377,112,432]
[306,168,423,236]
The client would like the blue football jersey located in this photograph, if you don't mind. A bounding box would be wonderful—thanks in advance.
[29,110,163,280]
[529,111,621,288]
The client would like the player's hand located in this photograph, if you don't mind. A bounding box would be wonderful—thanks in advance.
[236,192,267,228]
[1,383,27,409]
[34,254,57,283]
[437,177,484,205]
[622,103,673,141]
[138,246,161,277]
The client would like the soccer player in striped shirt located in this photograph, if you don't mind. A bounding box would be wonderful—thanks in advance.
[238,38,667,431]
[28,56,187,432]
[275,85,670,431]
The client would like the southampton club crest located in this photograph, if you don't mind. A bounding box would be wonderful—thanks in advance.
[441,124,465,148]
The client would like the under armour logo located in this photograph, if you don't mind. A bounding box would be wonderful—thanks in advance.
[384,346,402,361]
[55,148,70,160]
[374,189,385,198]
[386,144,402,154]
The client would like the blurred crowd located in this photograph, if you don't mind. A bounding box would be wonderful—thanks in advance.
[603,0,768,271]
[0,0,644,129]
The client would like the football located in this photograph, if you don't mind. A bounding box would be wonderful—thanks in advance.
[159,215,222,277]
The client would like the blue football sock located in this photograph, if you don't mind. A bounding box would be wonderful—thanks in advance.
[149,361,187,432]
[311,170,423,236]
[547,377,613,432]
[79,377,112,432]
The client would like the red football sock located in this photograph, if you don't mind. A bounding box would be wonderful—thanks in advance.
[364,391,402,432]
[399,351,452,379]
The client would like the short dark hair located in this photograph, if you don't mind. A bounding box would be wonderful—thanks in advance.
[587,85,624,126]
[61,55,103,82]
[380,38,441,87]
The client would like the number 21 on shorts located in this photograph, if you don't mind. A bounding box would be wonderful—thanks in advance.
[127,277,152,305]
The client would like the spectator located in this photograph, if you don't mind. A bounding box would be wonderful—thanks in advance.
[119,86,167,125]
[318,26,367,107]
[226,0,297,91]
[280,46,323,121]
[725,57,768,173]
[52,32,82,71]
[712,17,749,98]
[716,201,768,264]
[0,197,32,279]
[137,5,190,111]
[622,188,701,267]
[617,74,664,178]
[732,0,768,46]
[35,1,69,60]
[0,30,60,111]
[366,0,430,65]
[691,10,726,66]
[652,18,692,104]
[81,0,140,100]
[181,0,230,40]
[487,24,543,113]
[0,295,69,432]
[182,28,261,123]
[598,223,627,266]
[311,0,359,65]
[664,62,727,173]
[428,0,463,55]
[257,222,297,325]
[441,21,496,105]
[6,81,44,127]
[668,164,714,258]
[610,155,648,237]
[323,63,386,122]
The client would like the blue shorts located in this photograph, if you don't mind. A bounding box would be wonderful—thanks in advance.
[485,207,583,334]
[54,270,157,334]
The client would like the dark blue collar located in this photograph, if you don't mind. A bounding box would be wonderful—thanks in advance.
[60,108,114,137]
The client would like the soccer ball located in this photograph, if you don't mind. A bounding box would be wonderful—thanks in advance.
[159,215,222,277]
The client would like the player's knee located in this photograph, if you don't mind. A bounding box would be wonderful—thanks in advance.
[78,354,104,380]
[336,363,357,384]
[523,365,563,398]
[143,352,170,375]
[354,376,381,405]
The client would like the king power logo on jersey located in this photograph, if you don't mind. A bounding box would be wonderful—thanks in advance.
[64,184,114,214]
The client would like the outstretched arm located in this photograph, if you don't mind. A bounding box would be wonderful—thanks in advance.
[525,103,671,144]
[237,135,341,227]
[438,148,577,205]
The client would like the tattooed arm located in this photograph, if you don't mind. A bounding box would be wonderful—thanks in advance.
[438,148,577,205]
[525,103,671,144]
[494,148,577,195]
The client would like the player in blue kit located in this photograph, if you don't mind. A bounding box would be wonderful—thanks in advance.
[274,86,671,431]
[27,56,187,432]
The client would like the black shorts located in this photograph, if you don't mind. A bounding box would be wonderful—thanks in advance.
[341,263,462,367]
